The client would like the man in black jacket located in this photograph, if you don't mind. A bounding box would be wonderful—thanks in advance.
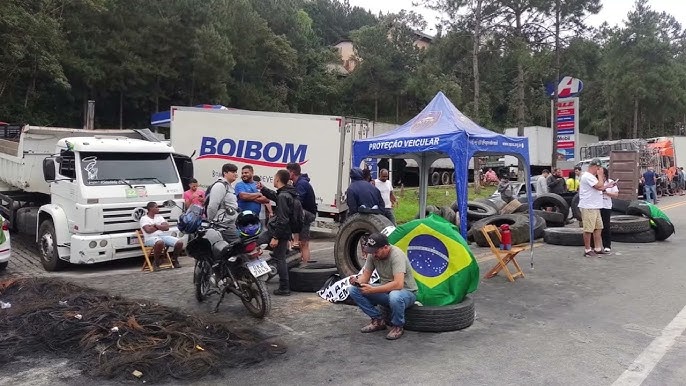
[346,167,385,217]
[257,169,297,296]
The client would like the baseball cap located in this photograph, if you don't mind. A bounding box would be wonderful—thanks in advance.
[589,158,602,167]
[362,232,390,253]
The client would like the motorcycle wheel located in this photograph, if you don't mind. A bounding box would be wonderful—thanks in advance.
[194,260,213,302]
[236,267,271,318]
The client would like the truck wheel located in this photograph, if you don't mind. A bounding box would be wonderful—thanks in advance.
[653,217,675,241]
[543,227,584,246]
[609,215,651,234]
[466,200,498,220]
[39,220,66,271]
[441,172,451,185]
[334,214,394,277]
[430,172,440,186]
[611,229,656,243]
[532,193,570,220]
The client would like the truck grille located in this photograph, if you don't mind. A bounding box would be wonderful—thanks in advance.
[102,204,177,234]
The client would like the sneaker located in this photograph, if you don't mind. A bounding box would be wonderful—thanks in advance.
[603,248,611,253]
[386,326,404,340]
[273,289,291,296]
[583,250,597,257]
[360,318,387,333]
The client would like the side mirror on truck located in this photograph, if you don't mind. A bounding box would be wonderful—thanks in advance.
[43,158,56,182]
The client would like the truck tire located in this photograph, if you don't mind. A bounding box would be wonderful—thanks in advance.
[611,229,656,243]
[543,227,585,246]
[609,215,651,234]
[532,210,565,227]
[438,206,457,224]
[38,220,66,271]
[334,214,394,277]
[289,263,339,292]
[626,200,651,218]
[451,172,456,185]
[611,199,631,214]
[476,198,501,212]
[532,193,570,220]
[415,205,441,219]
[465,201,498,221]
[653,217,675,241]
[470,214,530,247]
[441,172,451,185]
[0,261,7,271]
[381,296,475,332]
[430,172,440,186]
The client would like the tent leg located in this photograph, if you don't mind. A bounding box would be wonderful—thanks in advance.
[418,154,429,219]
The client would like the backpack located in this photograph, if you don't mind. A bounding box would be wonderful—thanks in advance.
[289,194,304,234]
[203,179,229,216]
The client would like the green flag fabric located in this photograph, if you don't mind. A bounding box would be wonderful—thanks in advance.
[388,213,479,306]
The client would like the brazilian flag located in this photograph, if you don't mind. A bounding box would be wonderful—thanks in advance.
[388,213,479,306]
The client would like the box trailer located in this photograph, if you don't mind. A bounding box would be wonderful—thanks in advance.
[166,107,370,233]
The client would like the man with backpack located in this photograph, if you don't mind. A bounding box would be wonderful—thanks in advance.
[256,169,302,296]
[206,163,240,244]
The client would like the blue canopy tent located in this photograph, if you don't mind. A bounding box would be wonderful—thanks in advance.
[352,92,536,266]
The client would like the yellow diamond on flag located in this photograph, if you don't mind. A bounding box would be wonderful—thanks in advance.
[392,222,472,289]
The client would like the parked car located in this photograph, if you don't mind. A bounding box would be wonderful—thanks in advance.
[489,178,540,201]
[0,216,10,271]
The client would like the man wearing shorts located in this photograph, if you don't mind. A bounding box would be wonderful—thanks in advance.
[140,201,184,269]
[578,158,611,257]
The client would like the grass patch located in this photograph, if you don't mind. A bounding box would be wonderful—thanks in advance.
[394,185,497,224]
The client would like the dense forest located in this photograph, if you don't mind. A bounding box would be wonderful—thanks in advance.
[1,0,685,140]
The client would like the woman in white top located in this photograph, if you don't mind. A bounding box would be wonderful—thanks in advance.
[600,167,619,252]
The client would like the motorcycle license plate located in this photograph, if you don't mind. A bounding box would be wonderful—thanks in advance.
[247,259,271,277]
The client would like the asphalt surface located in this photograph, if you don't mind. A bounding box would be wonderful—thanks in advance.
[1,196,686,385]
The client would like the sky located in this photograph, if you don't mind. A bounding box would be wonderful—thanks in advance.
[346,0,686,33]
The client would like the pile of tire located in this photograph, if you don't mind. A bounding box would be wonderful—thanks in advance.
[624,200,675,242]
[416,204,457,225]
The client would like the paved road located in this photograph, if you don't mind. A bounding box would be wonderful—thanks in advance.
[2,197,686,385]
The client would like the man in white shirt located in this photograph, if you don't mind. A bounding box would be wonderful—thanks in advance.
[536,170,550,194]
[140,201,183,269]
[374,169,397,225]
[578,158,612,257]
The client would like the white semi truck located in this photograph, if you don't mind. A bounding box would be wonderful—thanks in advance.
[0,124,191,271]
[161,106,370,233]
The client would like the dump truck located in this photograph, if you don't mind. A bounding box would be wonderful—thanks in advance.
[0,123,192,271]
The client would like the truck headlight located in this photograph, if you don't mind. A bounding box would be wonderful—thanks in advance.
[89,241,97,248]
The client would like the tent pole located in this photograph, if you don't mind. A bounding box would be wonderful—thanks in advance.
[418,154,428,218]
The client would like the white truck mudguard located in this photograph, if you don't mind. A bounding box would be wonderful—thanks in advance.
[37,204,70,259]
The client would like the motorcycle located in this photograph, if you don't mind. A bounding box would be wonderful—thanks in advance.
[164,201,273,318]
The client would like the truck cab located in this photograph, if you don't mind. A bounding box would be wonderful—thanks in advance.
[35,136,189,270]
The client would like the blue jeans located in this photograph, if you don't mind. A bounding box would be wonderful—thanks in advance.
[348,286,416,326]
[644,185,657,204]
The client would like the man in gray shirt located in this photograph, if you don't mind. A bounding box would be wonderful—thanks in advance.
[349,232,418,340]
[206,163,240,244]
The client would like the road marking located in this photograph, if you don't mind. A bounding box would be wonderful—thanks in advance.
[612,304,686,386]
[659,201,686,211]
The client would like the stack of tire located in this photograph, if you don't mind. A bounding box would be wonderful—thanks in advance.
[334,213,475,332]
[546,197,675,246]
[416,204,457,224]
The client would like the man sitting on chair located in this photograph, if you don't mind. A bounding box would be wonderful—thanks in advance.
[140,201,183,269]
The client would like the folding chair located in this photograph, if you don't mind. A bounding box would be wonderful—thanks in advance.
[480,225,525,282]
[136,230,174,272]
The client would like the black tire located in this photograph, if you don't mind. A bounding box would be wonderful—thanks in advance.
[441,172,451,185]
[194,260,214,302]
[611,229,656,243]
[470,214,530,247]
[237,267,271,318]
[38,220,66,271]
[609,215,651,234]
[430,171,440,186]
[334,214,394,277]
[611,198,630,214]
[626,200,652,218]
[415,205,441,219]
[404,296,475,332]
[289,263,339,292]
[532,214,546,239]
[439,206,457,224]
[532,193,570,220]
[533,210,565,227]
[571,194,581,220]
[0,261,7,271]
[543,227,585,246]
[653,217,675,241]
[466,200,498,221]
[476,198,501,212]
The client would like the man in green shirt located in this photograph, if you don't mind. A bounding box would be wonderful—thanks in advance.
[349,232,418,340]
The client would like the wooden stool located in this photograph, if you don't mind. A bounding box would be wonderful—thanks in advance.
[480,225,525,282]
[136,230,174,272]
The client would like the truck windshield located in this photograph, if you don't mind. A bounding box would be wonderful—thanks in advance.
[79,152,179,186]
